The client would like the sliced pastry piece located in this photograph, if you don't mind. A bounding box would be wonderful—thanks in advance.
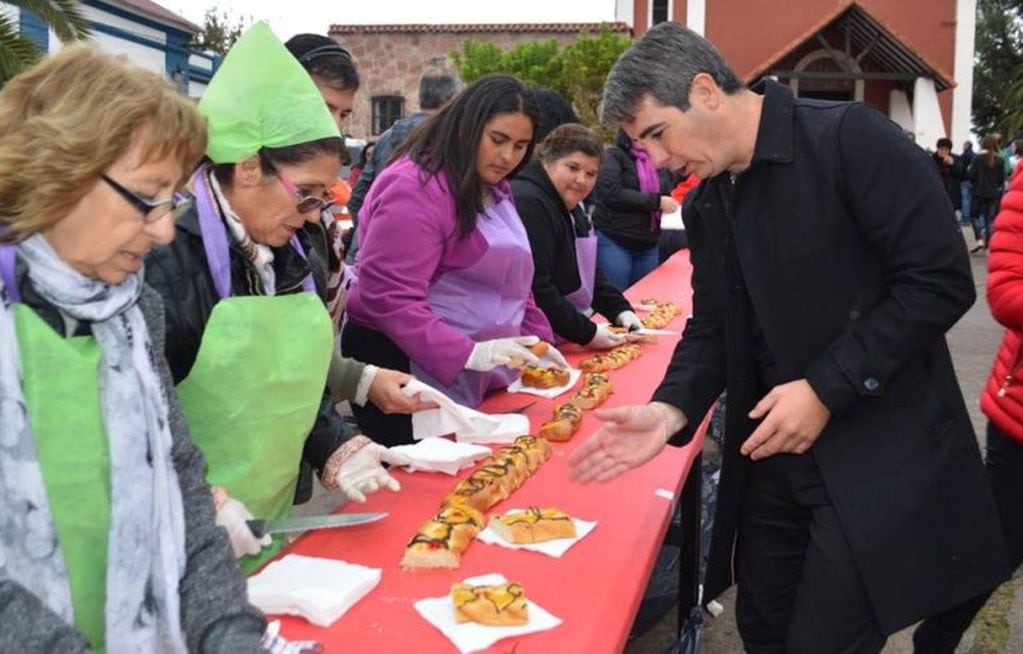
[568,372,612,410]
[451,581,529,626]
[489,506,578,544]
[520,365,571,389]
[401,503,485,569]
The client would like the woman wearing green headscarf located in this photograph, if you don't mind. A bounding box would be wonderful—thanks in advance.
[145,23,425,572]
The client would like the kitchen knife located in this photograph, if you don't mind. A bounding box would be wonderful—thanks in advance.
[246,512,387,538]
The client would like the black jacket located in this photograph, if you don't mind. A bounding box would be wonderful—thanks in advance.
[511,162,632,344]
[932,151,964,210]
[592,130,683,252]
[347,112,432,262]
[969,154,1007,201]
[652,82,1009,633]
[145,205,355,504]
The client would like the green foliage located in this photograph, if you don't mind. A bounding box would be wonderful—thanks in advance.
[451,24,632,135]
[1,1,91,84]
[973,0,1023,138]
[191,7,248,56]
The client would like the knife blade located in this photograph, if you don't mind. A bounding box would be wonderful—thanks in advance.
[246,512,388,538]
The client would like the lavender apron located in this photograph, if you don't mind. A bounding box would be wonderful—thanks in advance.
[564,205,598,316]
[410,196,534,407]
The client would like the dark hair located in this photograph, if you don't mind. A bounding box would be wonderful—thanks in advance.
[210,137,345,188]
[936,137,953,150]
[392,74,541,237]
[285,34,359,92]
[419,70,460,110]
[982,134,999,168]
[532,89,579,142]
[602,22,743,125]
[1014,138,1023,156]
[355,141,375,169]
[539,123,603,163]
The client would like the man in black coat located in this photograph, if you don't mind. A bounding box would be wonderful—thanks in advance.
[570,23,1009,653]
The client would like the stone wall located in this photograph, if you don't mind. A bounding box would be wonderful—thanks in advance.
[331,26,629,139]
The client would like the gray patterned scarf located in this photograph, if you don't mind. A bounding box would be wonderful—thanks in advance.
[0,234,187,652]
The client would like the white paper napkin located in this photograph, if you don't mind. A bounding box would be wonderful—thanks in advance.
[413,573,562,653]
[402,379,530,443]
[477,509,597,558]
[247,555,381,627]
[506,367,581,398]
[661,207,684,230]
[390,437,493,475]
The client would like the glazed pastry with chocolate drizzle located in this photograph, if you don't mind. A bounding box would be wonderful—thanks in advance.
[451,581,530,626]
[402,436,552,569]
[489,506,577,544]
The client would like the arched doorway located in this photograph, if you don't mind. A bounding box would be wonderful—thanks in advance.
[790,48,864,102]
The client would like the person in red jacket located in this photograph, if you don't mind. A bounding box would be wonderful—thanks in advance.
[914,159,1023,652]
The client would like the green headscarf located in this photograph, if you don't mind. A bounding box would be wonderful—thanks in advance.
[199,21,341,164]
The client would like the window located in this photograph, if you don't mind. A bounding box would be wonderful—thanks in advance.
[372,96,404,135]
[651,0,669,25]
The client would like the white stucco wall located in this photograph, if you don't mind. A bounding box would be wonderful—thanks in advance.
[952,0,977,148]
[686,0,706,36]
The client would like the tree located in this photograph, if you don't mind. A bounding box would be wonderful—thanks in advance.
[0,1,91,83]
[191,8,247,56]
[559,26,633,131]
[451,24,631,134]
[972,0,1023,138]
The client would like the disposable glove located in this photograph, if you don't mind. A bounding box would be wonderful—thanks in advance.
[465,336,542,371]
[587,323,627,349]
[336,442,412,503]
[615,310,644,331]
[216,495,272,558]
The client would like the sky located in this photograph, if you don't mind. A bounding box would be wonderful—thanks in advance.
[170,0,620,41]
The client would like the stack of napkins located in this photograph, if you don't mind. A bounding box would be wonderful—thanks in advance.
[507,367,581,399]
[477,509,598,558]
[247,555,381,627]
[390,437,492,475]
[402,379,529,443]
[413,573,562,653]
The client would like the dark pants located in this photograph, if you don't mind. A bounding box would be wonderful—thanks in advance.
[970,195,1001,245]
[340,320,413,447]
[735,452,885,654]
[913,422,1023,653]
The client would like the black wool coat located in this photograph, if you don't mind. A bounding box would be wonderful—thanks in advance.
[652,82,1009,634]
[511,162,632,345]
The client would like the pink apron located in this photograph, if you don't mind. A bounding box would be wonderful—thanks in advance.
[410,196,534,406]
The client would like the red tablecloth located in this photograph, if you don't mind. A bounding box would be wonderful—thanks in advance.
[276,250,704,653]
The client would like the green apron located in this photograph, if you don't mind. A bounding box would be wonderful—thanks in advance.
[14,304,111,651]
[175,172,333,571]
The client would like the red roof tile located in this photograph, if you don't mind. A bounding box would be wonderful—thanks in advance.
[329,22,631,36]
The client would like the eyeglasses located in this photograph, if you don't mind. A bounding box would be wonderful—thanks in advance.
[101,174,192,224]
[259,151,334,215]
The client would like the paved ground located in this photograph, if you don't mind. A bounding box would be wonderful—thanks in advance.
[299,249,1022,653]
[625,251,1023,653]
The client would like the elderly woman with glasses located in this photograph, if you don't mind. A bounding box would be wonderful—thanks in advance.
[145,23,428,572]
[0,45,265,652]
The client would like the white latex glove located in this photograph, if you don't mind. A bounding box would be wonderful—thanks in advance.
[216,496,272,558]
[337,443,412,503]
[465,336,541,372]
[542,343,570,369]
[587,323,627,349]
[615,310,644,331]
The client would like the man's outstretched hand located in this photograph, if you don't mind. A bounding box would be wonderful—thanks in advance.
[569,402,686,483]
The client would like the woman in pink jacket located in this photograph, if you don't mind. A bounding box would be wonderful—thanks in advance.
[914,154,1023,652]
[342,75,560,445]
